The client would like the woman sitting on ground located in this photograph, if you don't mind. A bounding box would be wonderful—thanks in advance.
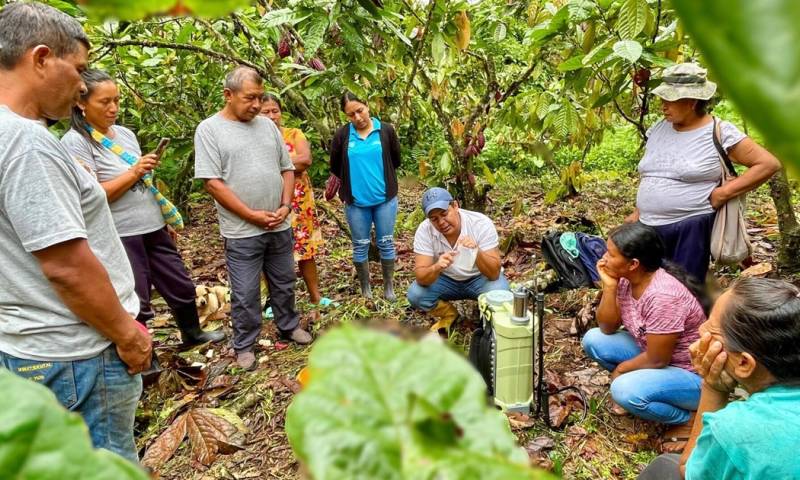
[582,222,708,451]
[62,69,224,346]
[638,277,800,479]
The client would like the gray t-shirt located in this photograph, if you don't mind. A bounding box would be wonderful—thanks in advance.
[637,119,746,226]
[61,126,165,237]
[0,106,139,361]
[194,113,294,238]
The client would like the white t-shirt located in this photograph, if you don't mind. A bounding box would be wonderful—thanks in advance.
[413,209,499,281]
[636,119,746,226]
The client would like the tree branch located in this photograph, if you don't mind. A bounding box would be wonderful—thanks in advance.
[105,38,265,75]
[104,37,331,141]
[401,0,437,113]
[418,69,460,156]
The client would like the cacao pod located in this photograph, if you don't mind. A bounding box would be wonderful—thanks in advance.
[309,58,326,71]
[465,145,477,157]
[278,37,291,59]
[476,131,485,150]
[633,68,651,87]
[454,11,470,50]
[495,90,502,102]
[467,173,476,186]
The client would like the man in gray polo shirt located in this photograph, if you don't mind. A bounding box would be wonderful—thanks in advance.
[195,66,311,370]
[0,2,150,463]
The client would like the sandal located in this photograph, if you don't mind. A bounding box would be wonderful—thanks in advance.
[608,400,628,416]
[317,297,338,308]
[660,414,695,454]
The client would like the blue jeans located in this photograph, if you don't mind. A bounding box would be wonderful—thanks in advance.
[407,273,511,311]
[345,196,398,262]
[581,328,701,425]
[0,345,142,462]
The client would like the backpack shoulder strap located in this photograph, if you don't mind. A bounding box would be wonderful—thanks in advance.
[712,116,738,178]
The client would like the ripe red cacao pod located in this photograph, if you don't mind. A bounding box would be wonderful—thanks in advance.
[633,68,651,87]
[278,38,291,58]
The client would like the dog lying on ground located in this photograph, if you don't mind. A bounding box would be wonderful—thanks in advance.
[195,285,230,325]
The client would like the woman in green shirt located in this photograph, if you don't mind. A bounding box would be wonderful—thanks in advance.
[639,277,800,479]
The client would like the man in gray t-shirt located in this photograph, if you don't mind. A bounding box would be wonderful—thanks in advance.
[0,3,150,463]
[194,67,312,370]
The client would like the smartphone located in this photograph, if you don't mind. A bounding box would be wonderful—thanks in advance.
[151,137,170,159]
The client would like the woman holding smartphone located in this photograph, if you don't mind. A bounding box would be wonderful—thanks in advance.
[62,69,224,346]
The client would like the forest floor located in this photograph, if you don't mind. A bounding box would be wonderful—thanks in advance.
[137,171,784,479]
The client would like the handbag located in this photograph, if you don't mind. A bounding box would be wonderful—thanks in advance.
[324,174,341,201]
[709,117,752,264]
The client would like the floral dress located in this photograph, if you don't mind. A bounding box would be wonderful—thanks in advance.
[283,127,323,261]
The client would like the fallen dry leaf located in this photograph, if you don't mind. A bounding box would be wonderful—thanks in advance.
[525,435,555,454]
[185,408,244,466]
[506,412,536,429]
[141,413,188,470]
[548,396,571,428]
[740,262,772,277]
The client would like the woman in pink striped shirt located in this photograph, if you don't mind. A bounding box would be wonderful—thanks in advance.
[582,222,708,452]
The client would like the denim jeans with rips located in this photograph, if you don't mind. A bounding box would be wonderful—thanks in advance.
[0,345,142,463]
[345,196,398,262]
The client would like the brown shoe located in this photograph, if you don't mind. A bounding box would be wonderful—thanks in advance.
[236,351,257,371]
[287,328,313,345]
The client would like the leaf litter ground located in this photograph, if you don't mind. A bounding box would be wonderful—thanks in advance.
[139,172,783,479]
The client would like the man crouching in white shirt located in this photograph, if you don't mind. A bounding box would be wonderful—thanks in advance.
[407,187,510,335]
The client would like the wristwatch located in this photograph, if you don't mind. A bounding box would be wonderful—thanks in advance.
[279,203,291,213]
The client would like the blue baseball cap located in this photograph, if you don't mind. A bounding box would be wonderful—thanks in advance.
[421,187,453,216]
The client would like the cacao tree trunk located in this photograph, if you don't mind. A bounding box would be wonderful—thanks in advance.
[768,168,800,273]
[453,154,490,212]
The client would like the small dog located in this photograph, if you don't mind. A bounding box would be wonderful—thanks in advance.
[195,285,230,325]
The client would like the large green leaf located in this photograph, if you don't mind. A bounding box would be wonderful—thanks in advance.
[0,370,149,480]
[672,0,800,170]
[612,39,643,63]
[615,0,648,39]
[558,54,586,72]
[302,15,329,56]
[285,326,552,480]
[553,99,579,138]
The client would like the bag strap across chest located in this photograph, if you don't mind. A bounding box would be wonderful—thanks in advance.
[711,116,738,179]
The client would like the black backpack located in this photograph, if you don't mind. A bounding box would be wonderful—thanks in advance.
[541,231,592,289]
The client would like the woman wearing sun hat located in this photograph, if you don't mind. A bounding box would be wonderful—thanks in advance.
[626,63,780,282]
